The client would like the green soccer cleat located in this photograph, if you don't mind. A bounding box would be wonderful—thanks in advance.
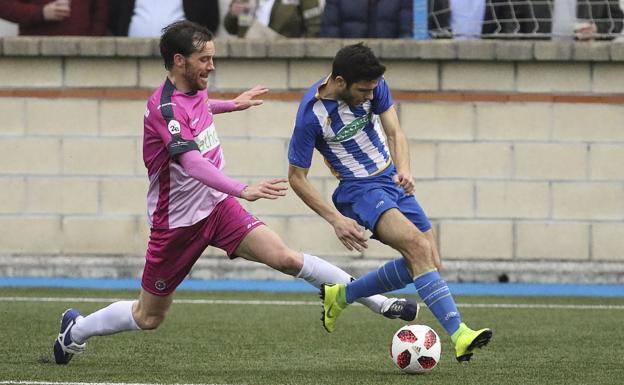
[320,283,348,333]
[451,323,493,362]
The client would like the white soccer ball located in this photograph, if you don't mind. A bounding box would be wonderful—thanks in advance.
[390,324,441,374]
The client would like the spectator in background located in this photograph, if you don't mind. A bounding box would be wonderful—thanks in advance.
[321,0,412,38]
[428,0,452,38]
[450,0,485,39]
[576,0,624,40]
[0,0,107,36]
[107,0,219,37]
[617,0,624,40]
[224,0,322,39]
[482,0,553,38]
[481,0,623,40]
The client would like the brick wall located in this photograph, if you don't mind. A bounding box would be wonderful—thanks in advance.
[0,37,623,283]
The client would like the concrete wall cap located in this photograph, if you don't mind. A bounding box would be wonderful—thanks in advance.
[40,36,82,56]
[304,38,342,58]
[534,40,573,60]
[227,38,268,58]
[418,39,458,59]
[457,40,497,60]
[78,37,116,56]
[495,40,534,61]
[610,42,624,60]
[379,39,420,59]
[116,37,153,57]
[0,37,623,62]
[2,36,40,56]
[572,41,612,61]
[267,39,305,58]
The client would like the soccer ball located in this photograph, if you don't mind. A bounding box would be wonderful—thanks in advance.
[390,324,441,374]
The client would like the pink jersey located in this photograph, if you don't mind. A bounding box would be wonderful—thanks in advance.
[143,78,228,229]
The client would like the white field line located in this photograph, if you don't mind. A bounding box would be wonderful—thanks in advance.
[0,382,236,385]
[1,296,623,310]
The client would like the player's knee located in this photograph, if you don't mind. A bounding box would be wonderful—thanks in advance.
[405,235,434,264]
[135,314,166,330]
[274,249,302,276]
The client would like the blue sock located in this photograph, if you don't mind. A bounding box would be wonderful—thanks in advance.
[345,258,412,304]
[414,270,462,336]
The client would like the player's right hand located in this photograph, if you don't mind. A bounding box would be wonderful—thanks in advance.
[332,216,368,252]
[240,178,288,201]
[43,0,71,21]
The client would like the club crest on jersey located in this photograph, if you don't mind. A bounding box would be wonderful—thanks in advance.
[168,120,181,135]
[328,113,371,143]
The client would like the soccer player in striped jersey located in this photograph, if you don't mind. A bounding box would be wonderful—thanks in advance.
[52,21,417,366]
[288,43,492,362]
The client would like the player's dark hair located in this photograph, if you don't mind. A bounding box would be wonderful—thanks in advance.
[331,43,386,87]
[160,20,214,70]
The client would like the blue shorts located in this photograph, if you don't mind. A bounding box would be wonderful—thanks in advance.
[331,169,431,237]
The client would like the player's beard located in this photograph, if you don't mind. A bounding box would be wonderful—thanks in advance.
[183,64,208,91]
[339,88,362,107]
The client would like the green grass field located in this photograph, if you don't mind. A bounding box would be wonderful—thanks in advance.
[1,287,623,385]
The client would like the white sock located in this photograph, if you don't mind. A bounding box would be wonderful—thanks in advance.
[296,253,387,314]
[71,300,141,344]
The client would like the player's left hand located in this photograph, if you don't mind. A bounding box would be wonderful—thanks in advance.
[233,85,269,111]
[240,178,288,201]
[393,173,415,195]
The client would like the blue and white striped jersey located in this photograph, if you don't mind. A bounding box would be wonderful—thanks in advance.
[288,76,394,179]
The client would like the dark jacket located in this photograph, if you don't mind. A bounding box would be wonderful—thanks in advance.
[107,0,219,36]
[320,0,413,38]
[0,0,108,36]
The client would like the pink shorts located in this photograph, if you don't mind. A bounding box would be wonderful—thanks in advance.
[141,196,264,296]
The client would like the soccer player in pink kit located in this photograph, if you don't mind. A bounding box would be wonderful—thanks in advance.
[53,20,419,365]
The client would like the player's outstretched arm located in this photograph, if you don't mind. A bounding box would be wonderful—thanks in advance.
[288,164,368,251]
[208,86,268,114]
[232,85,269,111]
[240,178,288,201]
[179,150,247,196]
[380,105,415,195]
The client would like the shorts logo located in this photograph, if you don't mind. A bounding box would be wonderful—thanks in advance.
[155,280,167,291]
[376,200,385,209]
[246,220,261,229]
[168,120,181,135]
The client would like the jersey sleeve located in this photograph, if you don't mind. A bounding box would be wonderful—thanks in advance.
[148,99,199,157]
[208,99,236,114]
[371,77,394,115]
[288,120,320,169]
